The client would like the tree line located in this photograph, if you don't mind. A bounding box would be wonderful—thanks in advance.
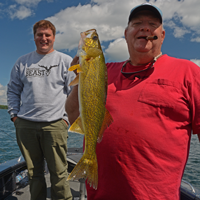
[0,105,8,109]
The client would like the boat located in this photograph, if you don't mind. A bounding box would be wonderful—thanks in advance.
[0,147,200,200]
[0,147,85,200]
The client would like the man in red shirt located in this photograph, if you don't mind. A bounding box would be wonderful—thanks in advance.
[66,3,200,200]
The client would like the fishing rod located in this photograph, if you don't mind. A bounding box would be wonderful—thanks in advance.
[0,128,16,140]
[0,129,16,152]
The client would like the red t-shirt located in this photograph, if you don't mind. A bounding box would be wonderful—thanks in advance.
[86,54,200,200]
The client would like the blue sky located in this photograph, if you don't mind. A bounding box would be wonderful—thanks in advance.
[0,0,200,105]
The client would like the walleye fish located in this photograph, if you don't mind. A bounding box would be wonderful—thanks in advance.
[67,29,113,189]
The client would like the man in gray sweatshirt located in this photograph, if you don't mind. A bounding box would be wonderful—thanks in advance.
[7,20,75,200]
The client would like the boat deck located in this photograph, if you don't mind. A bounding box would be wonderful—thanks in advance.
[5,173,85,200]
[2,147,86,200]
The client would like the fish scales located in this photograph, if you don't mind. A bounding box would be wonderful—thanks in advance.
[67,29,113,189]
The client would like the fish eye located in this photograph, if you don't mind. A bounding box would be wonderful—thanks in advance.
[92,36,98,40]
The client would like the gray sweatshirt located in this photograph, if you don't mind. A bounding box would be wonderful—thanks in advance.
[7,50,76,122]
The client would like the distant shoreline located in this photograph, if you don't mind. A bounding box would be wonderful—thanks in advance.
[0,105,8,109]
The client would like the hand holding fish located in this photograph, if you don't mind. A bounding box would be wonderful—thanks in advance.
[70,55,79,75]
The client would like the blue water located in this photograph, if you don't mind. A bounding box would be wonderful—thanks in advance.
[0,109,200,189]
[0,109,84,162]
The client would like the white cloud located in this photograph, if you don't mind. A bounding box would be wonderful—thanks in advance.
[14,0,42,6]
[46,0,141,60]
[158,0,200,39]
[6,0,50,20]
[46,2,131,51]
[43,0,200,61]
[164,20,191,38]
[190,59,200,67]
[191,37,200,43]
[8,5,33,19]
[0,84,7,106]
[105,38,129,61]
[4,0,200,60]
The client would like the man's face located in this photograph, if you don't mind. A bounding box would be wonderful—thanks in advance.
[34,27,55,54]
[125,10,165,56]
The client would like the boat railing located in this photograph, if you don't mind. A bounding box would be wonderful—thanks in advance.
[182,179,196,193]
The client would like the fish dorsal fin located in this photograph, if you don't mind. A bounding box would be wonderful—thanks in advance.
[97,109,113,143]
[69,116,84,135]
[69,74,79,86]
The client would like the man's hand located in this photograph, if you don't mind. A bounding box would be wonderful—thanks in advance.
[12,116,17,122]
[63,119,69,127]
[71,55,79,75]
[65,85,79,125]
[65,55,80,125]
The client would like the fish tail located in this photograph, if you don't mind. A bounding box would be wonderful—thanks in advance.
[67,153,98,189]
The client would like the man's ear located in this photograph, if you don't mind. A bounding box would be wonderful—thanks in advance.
[124,27,128,42]
[161,29,165,44]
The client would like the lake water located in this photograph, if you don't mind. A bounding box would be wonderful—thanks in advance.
[0,109,200,190]
[0,109,84,162]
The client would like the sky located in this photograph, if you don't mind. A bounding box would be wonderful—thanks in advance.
[0,0,200,105]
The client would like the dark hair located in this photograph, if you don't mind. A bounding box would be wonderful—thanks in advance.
[33,20,56,36]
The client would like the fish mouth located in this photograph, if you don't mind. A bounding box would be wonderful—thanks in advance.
[78,29,98,52]
[80,29,97,43]
[81,29,96,39]
[84,29,96,35]
[78,29,96,48]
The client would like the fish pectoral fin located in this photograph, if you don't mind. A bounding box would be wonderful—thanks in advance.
[68,64,83,86]
[69,74,79,86]
[97,109,113,143]
[69,116,84,135]
[68,64,83,72]
[86,48,102,59]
